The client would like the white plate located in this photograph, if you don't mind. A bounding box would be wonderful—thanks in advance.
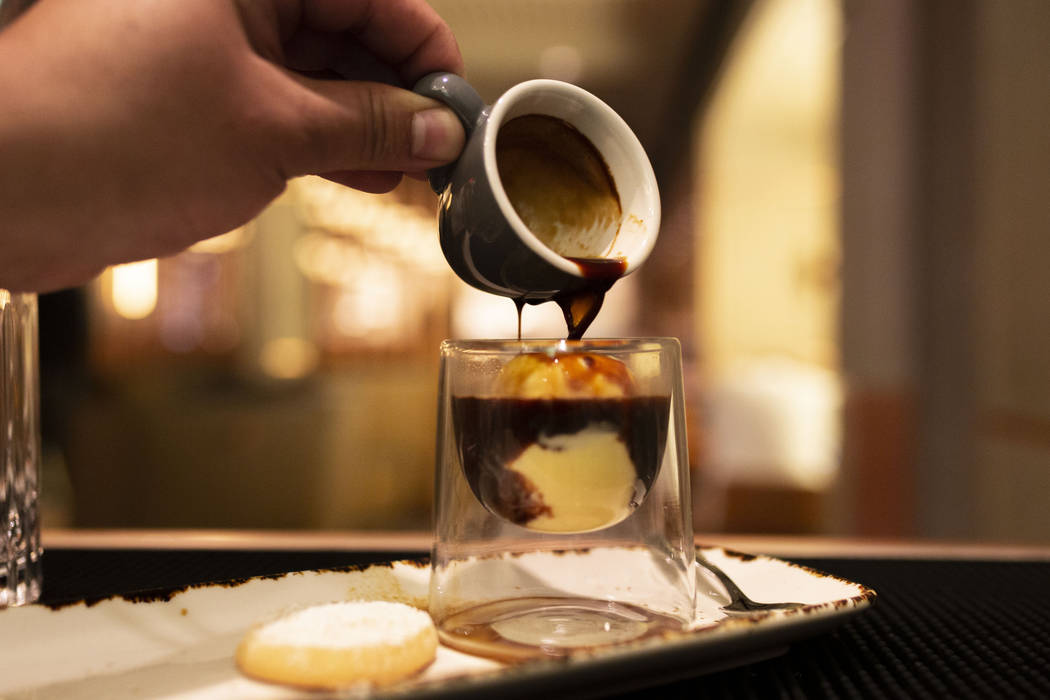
[0,546,874,699]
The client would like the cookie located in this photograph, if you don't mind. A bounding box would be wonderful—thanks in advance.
[236,600,438,689]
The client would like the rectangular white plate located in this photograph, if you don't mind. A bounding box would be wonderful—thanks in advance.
[0,546,874,699]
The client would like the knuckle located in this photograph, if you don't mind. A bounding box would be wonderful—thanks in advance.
[355,84,409,166]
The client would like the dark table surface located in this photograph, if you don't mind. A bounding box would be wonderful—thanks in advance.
[33,534,1050,699]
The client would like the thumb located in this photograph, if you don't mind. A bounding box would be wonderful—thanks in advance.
[278,78,465,177]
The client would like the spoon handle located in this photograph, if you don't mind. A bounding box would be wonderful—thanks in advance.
[697,552,804,613]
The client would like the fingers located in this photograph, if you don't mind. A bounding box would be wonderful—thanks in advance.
[411,107,464,161]
[322,170,403,193]
[246,1,466,190]
[282,30,402,85]
[275,0,463,83]
[276,77,464,177]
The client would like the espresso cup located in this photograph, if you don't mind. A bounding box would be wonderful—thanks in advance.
[413,73,660,301]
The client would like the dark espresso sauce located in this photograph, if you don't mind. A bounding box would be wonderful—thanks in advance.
[513,256,627,340]
[452,394,669,526]
[557,256,628,339]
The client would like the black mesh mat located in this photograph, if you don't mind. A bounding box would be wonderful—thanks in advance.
[38,549,1050,698]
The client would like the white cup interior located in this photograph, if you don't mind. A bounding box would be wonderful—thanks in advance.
[484,80,661,277]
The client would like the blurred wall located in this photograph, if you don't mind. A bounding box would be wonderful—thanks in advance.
[842,0,1050,542]
[968,0,1050,541]
[692,0,842,534]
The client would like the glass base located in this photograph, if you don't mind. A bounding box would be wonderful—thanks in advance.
[437,597,685,661]
[1,547,43,607]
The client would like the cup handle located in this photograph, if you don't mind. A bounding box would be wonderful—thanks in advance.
[413,72,487,193]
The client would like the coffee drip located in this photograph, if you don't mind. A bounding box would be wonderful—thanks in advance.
[512,257,626,340]
[497,115,629,339]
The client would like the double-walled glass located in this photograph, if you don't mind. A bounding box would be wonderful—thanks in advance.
[431,338,694,660]
[0,291,42,607]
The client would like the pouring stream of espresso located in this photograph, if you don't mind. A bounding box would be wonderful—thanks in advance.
[497,115,628,339]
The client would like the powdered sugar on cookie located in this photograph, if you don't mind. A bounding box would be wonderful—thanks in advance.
[252,601,431,648]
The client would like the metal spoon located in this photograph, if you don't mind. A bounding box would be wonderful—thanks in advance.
[697,552,804,613]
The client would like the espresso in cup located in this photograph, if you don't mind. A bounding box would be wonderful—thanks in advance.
[496,115,628,340]
[497,115,622,261]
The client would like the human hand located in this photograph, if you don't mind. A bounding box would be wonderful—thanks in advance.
[0,0,465,291]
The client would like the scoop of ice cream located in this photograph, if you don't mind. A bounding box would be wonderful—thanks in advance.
[468,351,643,533]
[496,352,635,399]
[505,427,639,532]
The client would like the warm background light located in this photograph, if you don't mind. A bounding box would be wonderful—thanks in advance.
[110,259,158,320]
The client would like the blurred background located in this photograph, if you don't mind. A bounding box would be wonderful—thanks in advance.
[28,0,1050,542]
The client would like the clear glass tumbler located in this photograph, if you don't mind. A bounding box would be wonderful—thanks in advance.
[0,291,42,607]
[431,338,694,660]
